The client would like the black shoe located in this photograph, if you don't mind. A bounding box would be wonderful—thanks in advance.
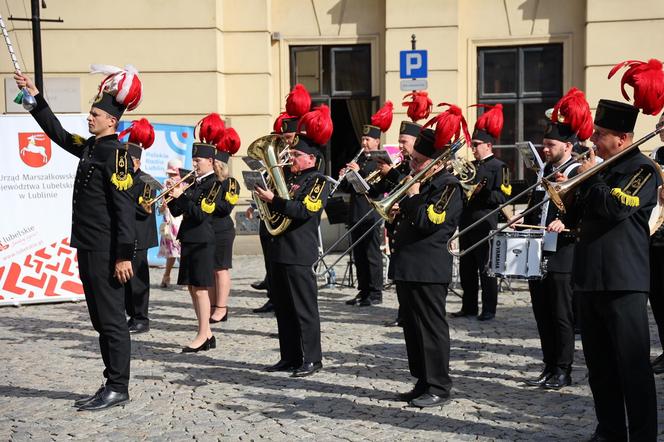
[345,294,363,306]
[77,387,129,411]
[525,367,554,387]
[359,297,382,307]
[586,429,616,442]
[210,306,228,324]
[409,392,449,408]
[181,339,211,353]
[396,388,425,402]
[652,352,664,374]
[128,322,149,334]
[252,300,274,313]
[250,279,268,290]
[477,312,495,321]
[265,360,299,372]
[384,318,403,327]
[543,372,572,390]
[208,336,216,349]
[450,310,476,318]
[73,384,105,407]
[291,361,323,377]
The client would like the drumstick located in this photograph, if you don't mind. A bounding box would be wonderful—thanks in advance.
[511,223,570,232]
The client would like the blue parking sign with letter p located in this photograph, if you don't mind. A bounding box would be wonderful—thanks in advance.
[400,50,427,79]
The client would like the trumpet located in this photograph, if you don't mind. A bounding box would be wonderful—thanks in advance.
[313,138,466,275]
[365,155,405,185]
[140,170,196,213]
[449,123,664,258]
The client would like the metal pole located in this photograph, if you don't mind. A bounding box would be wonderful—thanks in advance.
[31,0,43,92]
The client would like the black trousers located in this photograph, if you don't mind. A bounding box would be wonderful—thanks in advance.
[350,220,383,299]
[270,262,322,364]
[396,281,451,396]
[259,229,272,302]
[578,291,657,441]
[459,239,497,315]
[78,250,131,394]
[528,272,574,371]
[124,249,150,325]
[649,246,664,350]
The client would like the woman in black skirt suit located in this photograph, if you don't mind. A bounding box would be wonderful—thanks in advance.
[210,128,241,323]
[167,113,226,352]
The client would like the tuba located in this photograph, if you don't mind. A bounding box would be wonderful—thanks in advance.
[247,134,292,236]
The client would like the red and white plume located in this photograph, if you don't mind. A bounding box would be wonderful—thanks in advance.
[471,103,504,140]
[425,103,471,149]
[218,128,241,155]
[273,112,296,134]
[118,118,155,148]
[370,101,394,132]
[297,104,333,145]
[608,59,664,115]
[195,113,226,145]
[90,64,143,111]
[402,91,433,122]
[551,87,594,141]
[285,84,312,118]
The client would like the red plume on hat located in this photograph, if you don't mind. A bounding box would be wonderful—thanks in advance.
[273,112,296,134]
[297,104,333,145]
[551,87,594,141]
[118,118,155,148]
[470,103,504,140]
[285,84,312,118]
[402,91,432,122]
[424,103,471,149]
[218,128,241,155]
[195,113,226,145]
[90,64,143,111]
[370,101,394,132]
[608,59,664,115]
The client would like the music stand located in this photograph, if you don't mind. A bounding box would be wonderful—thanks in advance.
[317,196,356,289]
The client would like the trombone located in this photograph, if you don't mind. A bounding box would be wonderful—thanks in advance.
[140,170,196,213]
[448,121,664,258]
[313,138,466,276]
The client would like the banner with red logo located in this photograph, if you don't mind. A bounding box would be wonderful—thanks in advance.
[0,115,89,306]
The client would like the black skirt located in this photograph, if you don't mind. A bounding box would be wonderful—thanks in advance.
[178,242,215,287]
[214,227,235,269]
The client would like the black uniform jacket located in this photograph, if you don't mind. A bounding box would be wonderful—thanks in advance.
[267,167,330,266]
[460,154,510,241]
[29,93,136,260]
[338,154,383,224]
[573,148,661,292]
[388,170,463,284]
[130,169,159,251]
[168,173,225,244]
[211,177,241,233]
[523,158,580,273]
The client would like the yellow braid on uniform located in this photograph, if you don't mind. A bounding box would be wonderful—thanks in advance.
[303,195,323,212]
[201,199,216,214]
[500,183,512,196]
[138,196,144,205]
[610,188,640,207]
[111,173,133,191]
[225,191,239,205]
[426,204,446,224]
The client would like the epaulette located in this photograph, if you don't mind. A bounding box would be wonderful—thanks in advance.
[303,176,326,212]
[71,133,87,148]
[610,165,653,207]
[201,181,222,214]
[500,164,512,196]
[110,149,133,191]
[427,184,457,224]
[225,177,240,205]
[137,183,151,206]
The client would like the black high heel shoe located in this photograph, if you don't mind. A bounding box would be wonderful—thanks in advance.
[181,338,211,353]
[210,306,228,324]
[208,336,216,349]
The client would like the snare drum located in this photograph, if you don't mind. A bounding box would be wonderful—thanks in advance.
[487,230,546,280]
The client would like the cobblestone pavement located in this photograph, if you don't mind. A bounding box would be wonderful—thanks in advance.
[2,255,664,441]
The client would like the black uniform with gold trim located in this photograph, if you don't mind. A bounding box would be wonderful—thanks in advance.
[572,99,658,441]
[267,163,329,368]
[649,145,664,374]
[28,93,136,394]
[212,177,240,269]
[168,171,225,287]
[124,169,158,329]
[389,166,463,400]
[458,154,510,318]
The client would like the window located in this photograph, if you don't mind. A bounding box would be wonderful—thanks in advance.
[477,44,563,187]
